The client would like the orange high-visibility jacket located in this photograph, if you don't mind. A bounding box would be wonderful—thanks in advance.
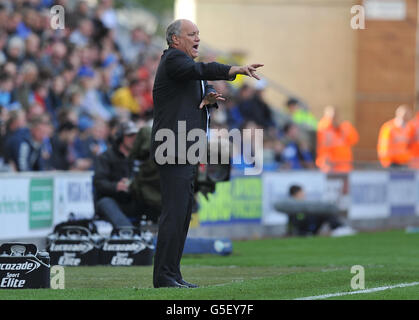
[316,117,359,173]
[377,119,410,168]
[407,113,419,168]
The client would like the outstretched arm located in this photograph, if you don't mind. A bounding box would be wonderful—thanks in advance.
[166,49,233,81]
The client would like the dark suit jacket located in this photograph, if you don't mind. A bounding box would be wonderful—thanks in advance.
[151,47,234,164]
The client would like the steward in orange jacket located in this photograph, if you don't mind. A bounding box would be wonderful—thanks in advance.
[316,106,359,173]
[407,111,419,168]
[377,105,411,168]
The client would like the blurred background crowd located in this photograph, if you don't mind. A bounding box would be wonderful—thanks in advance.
[0,0,418,175]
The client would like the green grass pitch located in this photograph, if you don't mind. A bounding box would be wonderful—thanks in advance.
[1,230,418,300]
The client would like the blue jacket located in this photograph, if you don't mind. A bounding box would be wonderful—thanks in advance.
[5,128,44,171]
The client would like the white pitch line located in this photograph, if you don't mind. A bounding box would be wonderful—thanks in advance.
[295,282,419,300]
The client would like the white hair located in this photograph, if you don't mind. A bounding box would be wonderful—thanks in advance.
[166,20,182,47]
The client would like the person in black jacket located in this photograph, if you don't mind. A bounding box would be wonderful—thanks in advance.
[150,19,263,288]
[93,121,156,227]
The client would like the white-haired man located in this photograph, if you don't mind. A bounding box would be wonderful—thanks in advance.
[151,19,263,288]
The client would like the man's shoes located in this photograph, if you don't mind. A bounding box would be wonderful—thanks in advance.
[154,278,188,288]
[177,279,199,288]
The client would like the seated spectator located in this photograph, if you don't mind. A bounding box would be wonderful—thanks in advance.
[280,122,315,170]
[101,53,124,91]
[262,135,282,171]
[93,121,157,227]
[225,95,244,130]
[69,18,94,47]
[238,79,276,130]
[15,61,38,111]
[118,26,150,65]
[75,118,109,168]
[3,108,28,164]
[6,36,25,66]
[111,78,144,116]
[50,121,92,171]
[287,185,356,237]
[39,41,67,76]
[46,75,66,127]
[66,0,91,30]
[231,120,264,174]
[23,33,40,63]
[78,66,115,121]
[32,80,49,113]
[5,115,50,171]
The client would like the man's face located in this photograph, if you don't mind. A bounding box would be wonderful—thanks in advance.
[294,190,305,200]
[122,134,136,152]
[173,20,200,59]
[32,123,49,143]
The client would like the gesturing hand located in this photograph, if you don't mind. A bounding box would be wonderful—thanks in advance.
[229,64,264,80]
[240,64,264,80]
[199,91,225,109]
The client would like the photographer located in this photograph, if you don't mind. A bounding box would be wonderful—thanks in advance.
[93,121,156,228]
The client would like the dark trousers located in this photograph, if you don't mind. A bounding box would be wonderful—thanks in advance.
[153,163,197,286]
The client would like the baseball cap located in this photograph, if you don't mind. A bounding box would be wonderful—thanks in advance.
[121,121,139,135]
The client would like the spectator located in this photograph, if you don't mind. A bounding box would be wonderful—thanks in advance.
[2,61,18,78]
[287,184,356,237]
[6,36,25,66]
[32,80,49,113]
[98,0,118,30]
[281,122,315,170]
[78,66,114,121]
[262,135,283,171]
[57,107,79,127]
[377,105,411,168]
[75,118,109,167]
[316,106,359,173]
[111,78,144,116]
[39,41,67,76]
[46,75,66,126]
[118,26,150,65]
[225,95,244,130]
[69,18,94,47]
[6,12,22,36]
[24,33,41,62]
[15,61,38,110]
[93,121,156,227]
[286,98,317,131]
[238,79,276,130]
[50,121,91,171]
[6,115,50,171]
[67,0,91,30]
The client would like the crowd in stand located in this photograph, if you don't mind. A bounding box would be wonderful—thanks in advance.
[1,0,419,175]
[0,0,161,172]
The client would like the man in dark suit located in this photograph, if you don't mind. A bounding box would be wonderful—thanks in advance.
[151,19,263,288]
